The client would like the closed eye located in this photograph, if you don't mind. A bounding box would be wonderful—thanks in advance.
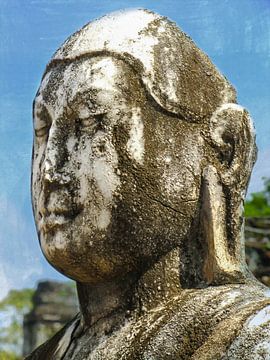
[77,113,106,131]
[33,104,52,139]
[35,124,51,137]
[81,116,98,128]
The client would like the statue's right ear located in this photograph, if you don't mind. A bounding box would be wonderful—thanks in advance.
[201,104,257,285]
[209,104,256,189]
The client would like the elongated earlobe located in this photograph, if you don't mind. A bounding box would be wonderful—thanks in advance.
[200,103,257,285]
[201,165,247,285]
[179,104,256,288]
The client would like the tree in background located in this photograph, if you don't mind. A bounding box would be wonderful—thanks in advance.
[0,281,78,359]
[245,178,270,217]
[0,288,34,360]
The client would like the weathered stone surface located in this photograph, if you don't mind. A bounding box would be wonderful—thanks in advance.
[23,281,78,356]
[27,8,270,360]
[22,221,270,358]
[48,9,236,122]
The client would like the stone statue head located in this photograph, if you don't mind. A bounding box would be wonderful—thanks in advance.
[32,9,256,288]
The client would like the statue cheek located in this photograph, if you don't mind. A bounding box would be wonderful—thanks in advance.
[72,133,121,234]
[158,137,203,205]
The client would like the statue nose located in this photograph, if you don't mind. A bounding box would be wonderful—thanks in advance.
[43,129,71,185]
[43,158,71,185]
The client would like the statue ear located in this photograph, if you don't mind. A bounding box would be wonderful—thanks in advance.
[209,104,256,189]
[201,104,257,285]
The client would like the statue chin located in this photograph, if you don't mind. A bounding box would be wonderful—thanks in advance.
[39,228,122,284]
[27,8,270,360]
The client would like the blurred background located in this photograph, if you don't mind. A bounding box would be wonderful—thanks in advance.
[0,0,269,358]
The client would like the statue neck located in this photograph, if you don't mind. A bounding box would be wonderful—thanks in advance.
[76,248,182,329]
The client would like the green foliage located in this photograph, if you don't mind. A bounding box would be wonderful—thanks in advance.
[0,281,76,358]
[245,178,270,217]
[0,288,34,358]
[0,288,34,312]
[0,350,21,360]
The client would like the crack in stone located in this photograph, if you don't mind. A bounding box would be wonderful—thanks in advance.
[144,192,187,216]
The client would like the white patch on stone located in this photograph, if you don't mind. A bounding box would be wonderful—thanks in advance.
[54,9,159,72]
[253,341,270,356]
[66,135,76,154]
[126,108,144,164]
[91,58,118,92]
[53,228,67,248]
[219,103,244,112]
[213,103,255,138]
[220,84,236,104]
[96,208,111,230]
[210,103,253,145]
[76,130,120,231]
[165,69,178,103]
[227,300,270,358]
[42,123,69,185]
[248,305,270,328]
[157,25,166,33]
[78,105,92,119]
[219,290,239,308]
[92,157,119,202]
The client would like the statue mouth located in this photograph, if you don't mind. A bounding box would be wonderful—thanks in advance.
[38,206,82,231]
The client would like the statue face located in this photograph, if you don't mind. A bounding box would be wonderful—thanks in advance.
[32,56,206,283]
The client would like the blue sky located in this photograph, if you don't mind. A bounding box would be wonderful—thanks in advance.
[0,0,269,298]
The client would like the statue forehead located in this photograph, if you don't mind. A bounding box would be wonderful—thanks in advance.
[38,57,123,100]
[35,57,134,119]
[47,8,236,121]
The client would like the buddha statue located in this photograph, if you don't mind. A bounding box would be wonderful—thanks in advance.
[27,9,270,360]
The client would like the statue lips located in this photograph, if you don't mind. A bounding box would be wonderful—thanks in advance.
[38,192,82,232]
[39,207,82,232]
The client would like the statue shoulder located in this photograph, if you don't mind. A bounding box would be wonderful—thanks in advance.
[24,285,270,360]
[132,285,270,359]
[223,303,270,359]
[170,286,270,360]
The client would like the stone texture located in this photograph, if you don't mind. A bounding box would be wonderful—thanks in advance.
[27,8,270,360]
[48,9,236,122]
[22,221,270,358]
